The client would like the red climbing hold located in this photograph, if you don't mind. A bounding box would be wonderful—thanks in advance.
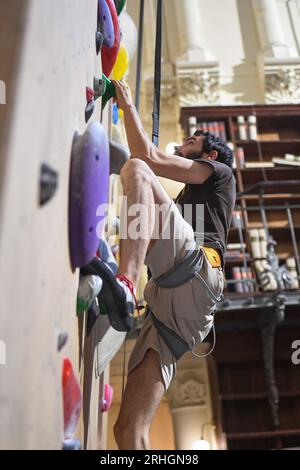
[86,86,95,103]
[101,0,121,77]
[62,357,82,439]
[101,383,114,412]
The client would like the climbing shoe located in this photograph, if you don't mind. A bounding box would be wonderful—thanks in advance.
[81,257,136,332]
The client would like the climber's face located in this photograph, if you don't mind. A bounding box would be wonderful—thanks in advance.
[174,135,205,160]
[174,135,218,162]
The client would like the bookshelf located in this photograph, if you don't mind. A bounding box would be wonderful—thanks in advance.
[180,104,300,450]
[180,104,300,296]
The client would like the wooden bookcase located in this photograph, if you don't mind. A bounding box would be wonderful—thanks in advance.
[180,104,300,450]
[180,104,300,295]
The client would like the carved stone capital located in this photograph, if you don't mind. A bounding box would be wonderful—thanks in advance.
[265,65,300,103]
[167,376,207,409]
[177,65,220,106]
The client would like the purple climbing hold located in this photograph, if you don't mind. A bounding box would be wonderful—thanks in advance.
[69,122,110,269]
[97,0,115,49]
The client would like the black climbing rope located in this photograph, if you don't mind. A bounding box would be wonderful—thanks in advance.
[152,0,162,146]
[135,0,145,112]
[121,339,127,397]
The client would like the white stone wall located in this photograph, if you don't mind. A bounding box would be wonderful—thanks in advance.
[127,0,300,138]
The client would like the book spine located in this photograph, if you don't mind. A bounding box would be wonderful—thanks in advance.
[247,267,255,292]
[248,115,257,140]
[201,122,208,133]
[232,267,243,293]
[236,147,245,169]
[240,267,249,292]
[237,116,248,141]
[219,121,227,140]
[213,121,220,138]
[188,116,197,135]
[208,122,215,134]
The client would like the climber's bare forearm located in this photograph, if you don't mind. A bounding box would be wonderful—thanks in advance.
[123,104,151,160]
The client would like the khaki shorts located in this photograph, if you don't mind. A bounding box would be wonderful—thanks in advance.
[128,201,224,390]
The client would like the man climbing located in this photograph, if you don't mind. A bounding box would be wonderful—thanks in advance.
[106,80,236,450]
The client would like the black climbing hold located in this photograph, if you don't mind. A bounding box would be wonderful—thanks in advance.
[85,100,95,123]
[84,78,106,123]
[95,31,104,55]
[94,76,106,99]
[39,163,58,206]
[95,30,104,55]
[57,332,69,352]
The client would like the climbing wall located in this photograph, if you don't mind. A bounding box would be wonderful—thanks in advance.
[0,0,121,449]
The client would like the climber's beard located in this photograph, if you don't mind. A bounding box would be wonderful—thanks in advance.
[173,147,204,160]
[182,151,205,161]
[173,146,183,157]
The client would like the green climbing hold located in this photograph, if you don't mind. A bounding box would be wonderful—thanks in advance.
[101,73,116,109]
[76,274,103,315]
[114,0,126,16]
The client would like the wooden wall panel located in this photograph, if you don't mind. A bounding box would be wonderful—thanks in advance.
[0,0,117,449]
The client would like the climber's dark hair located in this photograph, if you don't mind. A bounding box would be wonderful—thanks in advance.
[194,130,233,168]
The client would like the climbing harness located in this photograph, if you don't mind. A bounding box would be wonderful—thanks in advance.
[153,248,204,288]
[149,245,224,360]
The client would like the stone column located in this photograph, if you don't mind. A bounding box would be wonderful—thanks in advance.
[172,0,219,106]
[252,0,300,103]
[173,0,215,63]
[166,355,218,450]
[252,0,293,58]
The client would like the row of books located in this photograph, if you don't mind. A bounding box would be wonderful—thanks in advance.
[231,146,274,170]
[226,242,247,254]
[225,243,254,293]
[227,262,299,292]
[188,117,227,140]
[273,154,300,167]
[228,146,267,170]
[236,115,257,141]
[231,148,300,170]
[229,267,256,293]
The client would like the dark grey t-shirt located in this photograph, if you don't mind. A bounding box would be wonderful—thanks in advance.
[175,159,236,264]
